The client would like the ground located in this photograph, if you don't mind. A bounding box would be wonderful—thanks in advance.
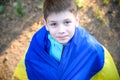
[0,0,120,80]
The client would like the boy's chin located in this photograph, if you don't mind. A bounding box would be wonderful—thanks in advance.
[58,40,69,45]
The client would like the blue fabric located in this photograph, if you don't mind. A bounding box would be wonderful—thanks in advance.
[48,34,63,62]
[25,26,104,80]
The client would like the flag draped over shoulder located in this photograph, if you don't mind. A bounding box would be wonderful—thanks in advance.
[25,26,105,80]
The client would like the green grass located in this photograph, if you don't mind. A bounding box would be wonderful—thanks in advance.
[76,0,84,8]
[103,0,110,4]
[94,9,107,24]
[15,0,25,17]
[118,0,120,5]
[0,5,4,13]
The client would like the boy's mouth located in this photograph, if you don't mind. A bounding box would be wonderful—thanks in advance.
[57,35,68,40]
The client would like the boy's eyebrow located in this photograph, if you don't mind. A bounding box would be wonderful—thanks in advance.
[47,18,71,23]
[47,20,56,23]
[64,18,70,21]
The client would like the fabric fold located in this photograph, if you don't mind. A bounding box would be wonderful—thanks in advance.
[25,26,104,80]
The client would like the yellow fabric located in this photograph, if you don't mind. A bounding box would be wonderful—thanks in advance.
[91,47,120,80]
[12,47,120,80]
[13,55,28,80]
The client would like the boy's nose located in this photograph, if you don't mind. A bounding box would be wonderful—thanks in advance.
[58,25,66,34]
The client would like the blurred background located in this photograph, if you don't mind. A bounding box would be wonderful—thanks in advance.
[0,0,120,79]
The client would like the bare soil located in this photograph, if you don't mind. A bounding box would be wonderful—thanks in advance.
[0,0,120,80]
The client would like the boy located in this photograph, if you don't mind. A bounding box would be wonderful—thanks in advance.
[25,0,119,80]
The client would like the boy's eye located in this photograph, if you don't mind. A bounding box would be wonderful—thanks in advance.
[64,21,71,25]
[50,23,57,26]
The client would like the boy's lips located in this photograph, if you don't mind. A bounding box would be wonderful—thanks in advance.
[57,35,68,39]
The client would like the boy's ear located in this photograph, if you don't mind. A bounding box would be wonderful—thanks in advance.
[40,17,45,26]
[40,17,49,31]
[43,19,49,31]
[75,13,80,27]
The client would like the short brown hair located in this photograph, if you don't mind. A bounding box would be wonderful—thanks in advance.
[43,0,77,20]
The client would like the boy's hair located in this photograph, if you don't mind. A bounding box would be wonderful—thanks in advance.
[43,0,77,20]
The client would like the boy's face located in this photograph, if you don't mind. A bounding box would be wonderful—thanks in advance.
[46,11,78,45]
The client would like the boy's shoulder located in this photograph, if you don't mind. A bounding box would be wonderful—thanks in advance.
[29,26,48,48]
[32,26,48,39]
[76,26,104,61]
[35,26,47,35]
[75,26,102,50]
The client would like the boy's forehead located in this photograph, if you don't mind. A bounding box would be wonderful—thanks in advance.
[46,11,75,22]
